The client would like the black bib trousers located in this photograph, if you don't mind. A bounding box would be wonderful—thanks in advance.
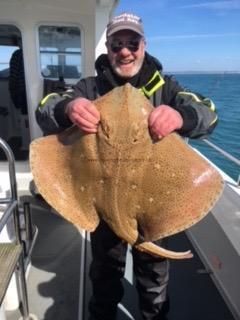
[88,220,170,320]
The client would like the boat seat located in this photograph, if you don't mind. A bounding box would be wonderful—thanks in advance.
[0,243,22,305]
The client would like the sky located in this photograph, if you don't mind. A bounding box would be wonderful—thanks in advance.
[115,0,240,72]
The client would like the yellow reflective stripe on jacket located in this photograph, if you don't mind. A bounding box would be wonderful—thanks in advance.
[140,71,165,97]
[202,98,216,112]
[178,91,216,112]
[210,115,218,126]
[40,93,59,107]
[177,91,202,102]
[39,92,72,109]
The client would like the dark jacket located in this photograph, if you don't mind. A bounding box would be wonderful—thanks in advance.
[36,52,218,138]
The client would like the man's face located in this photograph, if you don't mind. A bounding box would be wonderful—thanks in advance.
[106,30,145,78]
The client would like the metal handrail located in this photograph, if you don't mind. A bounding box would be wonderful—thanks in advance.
[202,139,240,167]
[0,198,13,204]
[0,200,17,233]
[201,138,240,187]
[0,137,30,318]
[0,138,17,201]
[0,138,20,242]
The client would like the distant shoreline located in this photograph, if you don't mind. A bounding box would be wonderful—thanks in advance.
[165,71,240,75]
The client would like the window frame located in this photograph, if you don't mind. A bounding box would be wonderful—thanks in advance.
[36,22,84,83]
[0,24,23,80]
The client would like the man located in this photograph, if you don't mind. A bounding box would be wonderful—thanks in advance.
[36,12,218,320]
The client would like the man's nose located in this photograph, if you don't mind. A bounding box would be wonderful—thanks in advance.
[119,46,132,55]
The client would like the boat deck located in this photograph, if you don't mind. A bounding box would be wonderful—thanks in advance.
[4,199,235,320]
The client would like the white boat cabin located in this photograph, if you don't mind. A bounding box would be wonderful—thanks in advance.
[0,0,118,163]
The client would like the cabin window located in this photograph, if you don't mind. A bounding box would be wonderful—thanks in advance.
[0,46,19,79]
[38,26,81,81]
[0,24,30,160]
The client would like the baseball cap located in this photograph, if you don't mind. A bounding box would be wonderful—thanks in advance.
[106,13,144,37]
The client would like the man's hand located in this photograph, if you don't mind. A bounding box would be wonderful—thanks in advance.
[66,98,100,133]
[148,105,183,140]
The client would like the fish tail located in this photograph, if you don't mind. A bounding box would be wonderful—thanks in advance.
[135,241,193,260]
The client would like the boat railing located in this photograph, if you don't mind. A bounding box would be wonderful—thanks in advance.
[0,137,30,318]
[194,138,240,187]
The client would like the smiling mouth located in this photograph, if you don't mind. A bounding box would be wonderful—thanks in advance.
[119,59,134,66]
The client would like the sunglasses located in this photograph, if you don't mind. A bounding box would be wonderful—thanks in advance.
[109,38,142,53]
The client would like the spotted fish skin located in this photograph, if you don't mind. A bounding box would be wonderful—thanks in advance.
[30,84,224,260]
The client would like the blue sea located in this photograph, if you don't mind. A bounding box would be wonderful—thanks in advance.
[173,73,240,182]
